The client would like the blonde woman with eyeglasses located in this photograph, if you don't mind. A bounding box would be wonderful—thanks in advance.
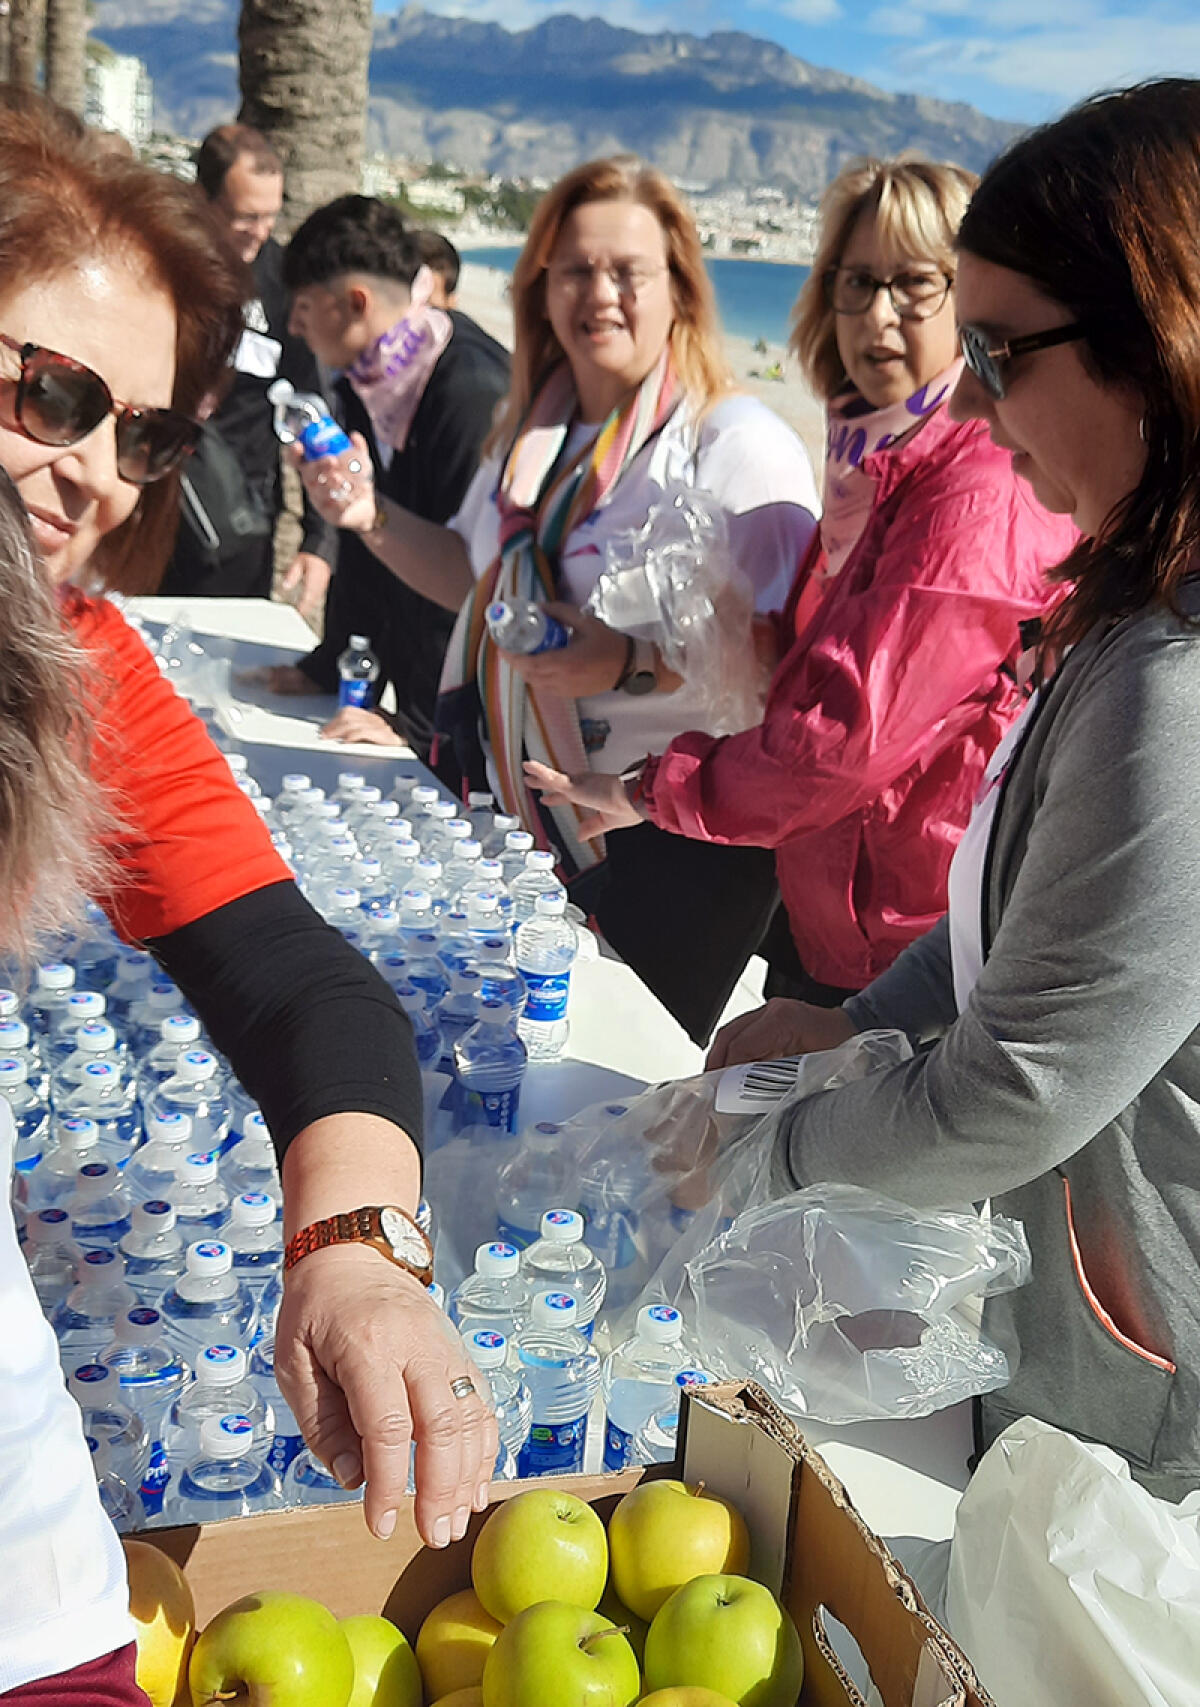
[298,155,821,1042]
[529,154,1079,1045]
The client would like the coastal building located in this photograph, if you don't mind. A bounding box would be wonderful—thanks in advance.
[85,43,154,149]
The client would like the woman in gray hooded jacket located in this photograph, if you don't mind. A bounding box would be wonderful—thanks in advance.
[710,78,1200,1500]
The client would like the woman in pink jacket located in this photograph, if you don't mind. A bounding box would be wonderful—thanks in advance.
[529,156,1078,1024]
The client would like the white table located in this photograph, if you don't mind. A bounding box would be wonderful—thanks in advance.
[130,592,973,1539]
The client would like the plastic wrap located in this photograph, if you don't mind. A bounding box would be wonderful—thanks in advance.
[586,480,766,735]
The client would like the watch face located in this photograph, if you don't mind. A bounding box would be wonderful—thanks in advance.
[380,1206,431,1269]
[623,669,657,696]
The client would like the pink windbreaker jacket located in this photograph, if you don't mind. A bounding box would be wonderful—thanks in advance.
[639,407,1079,990]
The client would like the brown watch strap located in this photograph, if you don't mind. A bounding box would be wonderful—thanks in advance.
[284,1205,433,1286]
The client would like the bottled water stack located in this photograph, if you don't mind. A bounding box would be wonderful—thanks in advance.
[520,1210,606,1340]
[515,893,578,1063]
[514,1291,600,1478]
[448,1241,531,1343]
[601,1304,692,1472]
[464,1328,531,1477]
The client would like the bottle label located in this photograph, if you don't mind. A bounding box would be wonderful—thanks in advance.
[460,1084,520,1133]
[603,1418,634,1472]
[517,1417,586,1476]
[522,971,570,1023]
[139,1441,170,1516]
[338,678,373,709]
[264,1429,304,1476]
[531,615,571,654]
[299,418,353,460]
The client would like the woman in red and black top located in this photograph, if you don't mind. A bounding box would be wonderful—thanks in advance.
[0,95,493,1704]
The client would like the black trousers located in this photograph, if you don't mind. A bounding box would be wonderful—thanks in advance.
[757,902,860,1008]
[569,821,780,1047]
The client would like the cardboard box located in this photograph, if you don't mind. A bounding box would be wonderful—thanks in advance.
[145,1381,992,1707]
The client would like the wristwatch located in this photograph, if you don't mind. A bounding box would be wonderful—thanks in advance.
[618,636,658,696]
[284,1205,434,1287]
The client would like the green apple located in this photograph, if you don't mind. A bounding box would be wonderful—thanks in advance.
[608,1480,751,1622]
[416,1588,503,1697]
[189,1591,354,1707]
[471,1489,608,1625]
[340,1615,422,1707]
[638,1693,741,1707]
[430,1692,483,1707]
[481,1602,639,1707]
[643,1575,803,1707]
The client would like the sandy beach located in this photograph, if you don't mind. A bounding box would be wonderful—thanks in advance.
[455,260,827,476]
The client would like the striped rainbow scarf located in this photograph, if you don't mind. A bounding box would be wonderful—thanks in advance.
[435,350,681,872]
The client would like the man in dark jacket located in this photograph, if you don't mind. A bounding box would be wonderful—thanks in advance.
[161,124,336,612]
[258,198,509,757]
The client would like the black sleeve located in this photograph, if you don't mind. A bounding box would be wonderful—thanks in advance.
[145,880,423,1167]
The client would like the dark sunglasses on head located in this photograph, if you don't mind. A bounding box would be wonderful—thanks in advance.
[0,332,200,484]
[958,320,1086,401]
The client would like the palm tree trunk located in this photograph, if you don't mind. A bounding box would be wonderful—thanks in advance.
[8,0,44,88]
[0,5,12,84]
[238,0,373,234]
[44,0,87,114]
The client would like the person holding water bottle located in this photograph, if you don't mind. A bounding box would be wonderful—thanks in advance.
[0,93,493,1705]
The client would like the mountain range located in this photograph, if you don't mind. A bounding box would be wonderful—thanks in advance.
[91,2,1022,196]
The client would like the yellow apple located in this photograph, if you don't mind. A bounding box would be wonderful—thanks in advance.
[607,1481,750,1622]
[596,1580,647,1667]
[122,1538,195,1707]
[189,1591,354,1707]
[471,1489,608,1625]
[643,1574,803,1707]
[430,1692,484,1707]
[637,1692,741,1707]
[481,1602,640,1707]
[341,1614,422,1707]
[416,1589,503,1698]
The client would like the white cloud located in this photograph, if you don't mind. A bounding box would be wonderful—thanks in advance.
[753,0,842,23]
[863,6,928,37]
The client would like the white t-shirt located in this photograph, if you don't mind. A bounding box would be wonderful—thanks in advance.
[0,1100,132,1693]
[448,393,820,776]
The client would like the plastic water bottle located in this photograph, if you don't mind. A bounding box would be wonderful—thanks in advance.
[268,379,354,461]
[170,1151,230,1234]
[164,1343,274,1467]
[449,1241,531,1342]
[53,1247,139,1362]
[351,857,393,914]
[53,1056,141,1167]
[27,1116,101,1208]
[105,948,154,1030]
[134,1014,203,1107]
[486,599,571,655]
[631,1370,718,1466]
[158,1239,257,1357]
[499,829,535,888]
[406,934,450,1008]
[336,635,381,710]
[464,791,497,844]
[601,1304,691,1471]
[27,961,77,1035]
[0,1017,49,1100]
[437,968,483,1071]
[126,1110,197,1201]
[475,937,527,1016]
[509,850,566,925]
[123,981,185,1057]
[0,1056,49,1174]
[224,1193,283,1293]
[66,1159,132,1250]
[146,1051,230,1155]
[436,910,478,974]
[23,1206,82,1312]
[453,999,526,1135]
[283,1448,365,1508]
[45,990,110,1065]
[464,1329,532,1477]
[514,1291,600,1477]
[515,893,578,1062]
[495,1122,574,1249]
[67,1361,150,1489]
[222,1113,281,1212]
[249,1337,305,1476]
[396,984,443,1073]
[577,1108,649,1309]
[119,1200,186,1303]
[99,1306,190,1518]
[86,1433,142,1532]
[521,1210,606,1340]
[165,1413,286,1523]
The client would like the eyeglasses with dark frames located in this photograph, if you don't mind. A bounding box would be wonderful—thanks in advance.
[823,266,953,321]
[958,321,1087,401]
[547,261,668,299]
[0,331,200,485]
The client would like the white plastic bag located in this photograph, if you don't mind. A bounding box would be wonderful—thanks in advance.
[587,480,765,735]
[945,1417,1200,1707]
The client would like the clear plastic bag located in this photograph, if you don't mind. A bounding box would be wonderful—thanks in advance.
[586,480,765,735]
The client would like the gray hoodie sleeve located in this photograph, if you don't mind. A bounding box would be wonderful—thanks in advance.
[843,914,958,1042]
[776,608,1200,1208]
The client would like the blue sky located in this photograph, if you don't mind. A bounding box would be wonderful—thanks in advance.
[383,0,1200,125]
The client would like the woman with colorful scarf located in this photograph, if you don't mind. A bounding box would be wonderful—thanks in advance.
[296,156,820,1043]
[528,157,1079,1038]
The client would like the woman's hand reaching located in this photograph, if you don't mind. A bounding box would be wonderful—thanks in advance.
[525,759,647,838]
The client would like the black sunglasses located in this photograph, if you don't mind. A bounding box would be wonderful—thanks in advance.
[0,332,200,485]
[959,321,1086,401]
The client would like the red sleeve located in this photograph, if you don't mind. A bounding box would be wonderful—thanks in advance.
[643,457,1073,849]
[64,591,291,942]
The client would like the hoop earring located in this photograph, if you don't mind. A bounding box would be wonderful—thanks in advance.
[1139,415,1148,443]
